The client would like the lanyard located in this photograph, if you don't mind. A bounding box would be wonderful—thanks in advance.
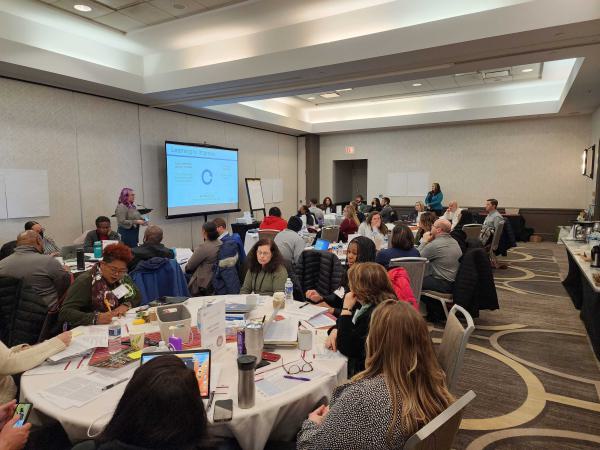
[252,271,267,293]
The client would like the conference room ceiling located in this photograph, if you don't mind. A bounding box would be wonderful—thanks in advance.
[37,0,251,32]
[1,0,600,135]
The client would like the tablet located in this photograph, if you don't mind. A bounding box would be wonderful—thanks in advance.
[140,350,211,398]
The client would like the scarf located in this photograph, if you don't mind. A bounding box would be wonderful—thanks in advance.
[90,264,135,312]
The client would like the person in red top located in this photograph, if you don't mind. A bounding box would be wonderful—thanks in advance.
[339,204,360,242]
[259,207,288,232]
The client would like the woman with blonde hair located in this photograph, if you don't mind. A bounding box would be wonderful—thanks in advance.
[298,300,454,449]
[325,262,397,375]
[339,204,360,242]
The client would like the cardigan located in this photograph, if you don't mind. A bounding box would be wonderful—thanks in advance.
[83,230,121,253]
[58,270,141,327]
[0,337,66,403]
[425,191,444,211]
[186,240,221,295]
[115,204,143,230]
[240,265,288,295]
[297,374,407,450]
[339,219,358,242]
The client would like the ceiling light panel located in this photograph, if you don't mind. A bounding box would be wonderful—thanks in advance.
[150,0,207,17]
[320,92,341,99]
[454,72,484,87]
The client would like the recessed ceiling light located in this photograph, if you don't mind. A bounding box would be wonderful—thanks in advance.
[73,4,92,12]
[412,83,422,87]
[307,97,315,100]
[336,88,353,92]
[521,68,534,73]
[320,92,340,99]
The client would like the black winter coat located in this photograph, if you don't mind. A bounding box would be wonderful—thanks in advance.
[295,250,344,301]
[453,248,499,318]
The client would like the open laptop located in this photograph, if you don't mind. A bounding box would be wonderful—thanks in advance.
[140,349,211,399]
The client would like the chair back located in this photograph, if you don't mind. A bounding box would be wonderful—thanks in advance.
[403,390,476,450]
[489,220,505,256]
[295,250,343,296]
[61,245,82,259]
[321,226,340,243]
[462,224,482,240]
[0,276,21,345]
[437,305,475,391]
[73,230,92,245]
[389,257,428,301]
[258,229,279,241]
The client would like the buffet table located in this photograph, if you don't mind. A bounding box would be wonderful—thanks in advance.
[20,296,347,449]
[561,239,600,361]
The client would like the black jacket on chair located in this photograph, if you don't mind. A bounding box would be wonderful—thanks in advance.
[0,276,51,346]
[295,250,344,301]
[453,248,499,318]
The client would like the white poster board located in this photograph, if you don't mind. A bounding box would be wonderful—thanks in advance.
[386,171,429,197]
[0,169,50,218]
[261,179,274,204]
[245,178,265,211]
[272,179,283,203]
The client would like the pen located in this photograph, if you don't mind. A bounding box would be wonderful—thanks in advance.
[102,378,129,391]
[104,299,112,312]
[283,375,310,382]
[299,302,310,309]
[261,315,266,324]
[206,391,215,410]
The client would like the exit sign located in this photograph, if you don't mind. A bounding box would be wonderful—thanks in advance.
[345,146,355,154]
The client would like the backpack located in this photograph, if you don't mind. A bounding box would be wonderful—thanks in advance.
[212,240,241,294]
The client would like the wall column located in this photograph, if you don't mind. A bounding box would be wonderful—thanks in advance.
[305,134,320,204]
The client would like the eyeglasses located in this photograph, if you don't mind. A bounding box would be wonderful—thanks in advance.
[256,251,272,257]
[282,355,313,375]
[102,264,128,276]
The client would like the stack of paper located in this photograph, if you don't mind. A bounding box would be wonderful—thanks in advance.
[263,318,298,345]
[256,369,328,397]
[37,373,122,409]
[47,326,108,363]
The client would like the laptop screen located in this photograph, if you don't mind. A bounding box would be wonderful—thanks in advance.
[314,239,330,251]
[140,350,211,398]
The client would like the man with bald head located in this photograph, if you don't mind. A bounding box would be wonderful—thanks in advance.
[128,225,175,271]
[418,218,462,294]
[442,201,463,230]
[0,230,71,303]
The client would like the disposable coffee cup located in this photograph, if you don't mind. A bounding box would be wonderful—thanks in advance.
[246,293,259,307]
[130,330,145,351]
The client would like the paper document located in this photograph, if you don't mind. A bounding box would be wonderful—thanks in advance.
[39,373,120,409]
[307,314,336,328]
[285,303,328,320]
[77,326,109,348]
[24,356,90,376]
[47,340,94,363]
[175,248,193,264]
[256,369,328,397]
[264,318,298,344]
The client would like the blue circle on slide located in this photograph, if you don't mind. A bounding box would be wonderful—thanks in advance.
[202,169,213,185]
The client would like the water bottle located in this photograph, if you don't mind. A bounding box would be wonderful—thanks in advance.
[237,355,257,409]
[108,318,122,354]
[93,241,102,259]
[284,278,294,304]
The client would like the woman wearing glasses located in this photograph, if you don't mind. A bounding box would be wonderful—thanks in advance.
[59,243,141,327]
[325,262,397,376]
[240,239,288,296]
[298,300,454,449]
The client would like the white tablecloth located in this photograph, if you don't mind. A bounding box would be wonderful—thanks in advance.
[244,230,259,255]
[20,296,347,450]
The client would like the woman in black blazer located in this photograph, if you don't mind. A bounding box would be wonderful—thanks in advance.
[325,262,397,376]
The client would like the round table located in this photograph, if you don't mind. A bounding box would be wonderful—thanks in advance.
[20,296,346,450]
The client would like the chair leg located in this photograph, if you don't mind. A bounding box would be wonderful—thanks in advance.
[439,299,450,318]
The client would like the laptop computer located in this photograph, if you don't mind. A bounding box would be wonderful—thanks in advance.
[314,238,330,251]
[140,349,211,399]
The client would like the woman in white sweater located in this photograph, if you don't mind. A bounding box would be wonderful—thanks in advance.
[0,332,71,403]
[357,211,388,249]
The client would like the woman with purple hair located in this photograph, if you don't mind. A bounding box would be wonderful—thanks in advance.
[115,188,146,248]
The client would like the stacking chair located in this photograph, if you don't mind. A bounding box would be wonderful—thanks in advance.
[403,390,476,450]
[488,221,505,265]
[389,257,428,308]
[437,305,475,392]
[258,229,280,241]
[321,226,340,243]
[462,224,482,240]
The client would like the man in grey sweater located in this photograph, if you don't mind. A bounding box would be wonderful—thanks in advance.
[274,216,306,265]
[0,231,71,304]
[418,218,462,293]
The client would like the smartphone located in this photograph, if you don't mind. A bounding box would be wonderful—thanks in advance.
[213,399,233,422]
[13,403,32,428]
[262,351,281,362]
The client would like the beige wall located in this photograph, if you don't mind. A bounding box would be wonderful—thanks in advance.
[320,116,592,209]
[0,77,298,248]
[590,107,600,206]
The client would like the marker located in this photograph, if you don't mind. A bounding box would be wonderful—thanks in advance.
[299,302,310,309]
[101,378,129,391]
[283,375,310,382]
[103,299,112,312]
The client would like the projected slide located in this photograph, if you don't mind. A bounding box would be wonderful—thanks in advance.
[166,142,239,217]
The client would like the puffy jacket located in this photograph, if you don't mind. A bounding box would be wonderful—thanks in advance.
[388,268,418,310]
[222,233,246,265]
[0,276,52,346]
[295,250,344,298]
[212,239,241,295]
[130,258,190,305]
[259,216,287,232]
[453,248,499,318]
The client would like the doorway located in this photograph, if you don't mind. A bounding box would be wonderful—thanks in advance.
[333,159,368,204]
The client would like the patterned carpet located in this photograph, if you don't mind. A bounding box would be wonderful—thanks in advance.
[440,243,600,449]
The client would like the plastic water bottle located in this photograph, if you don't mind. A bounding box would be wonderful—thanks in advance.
[284,278,294,305]
[108,318,122,354]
